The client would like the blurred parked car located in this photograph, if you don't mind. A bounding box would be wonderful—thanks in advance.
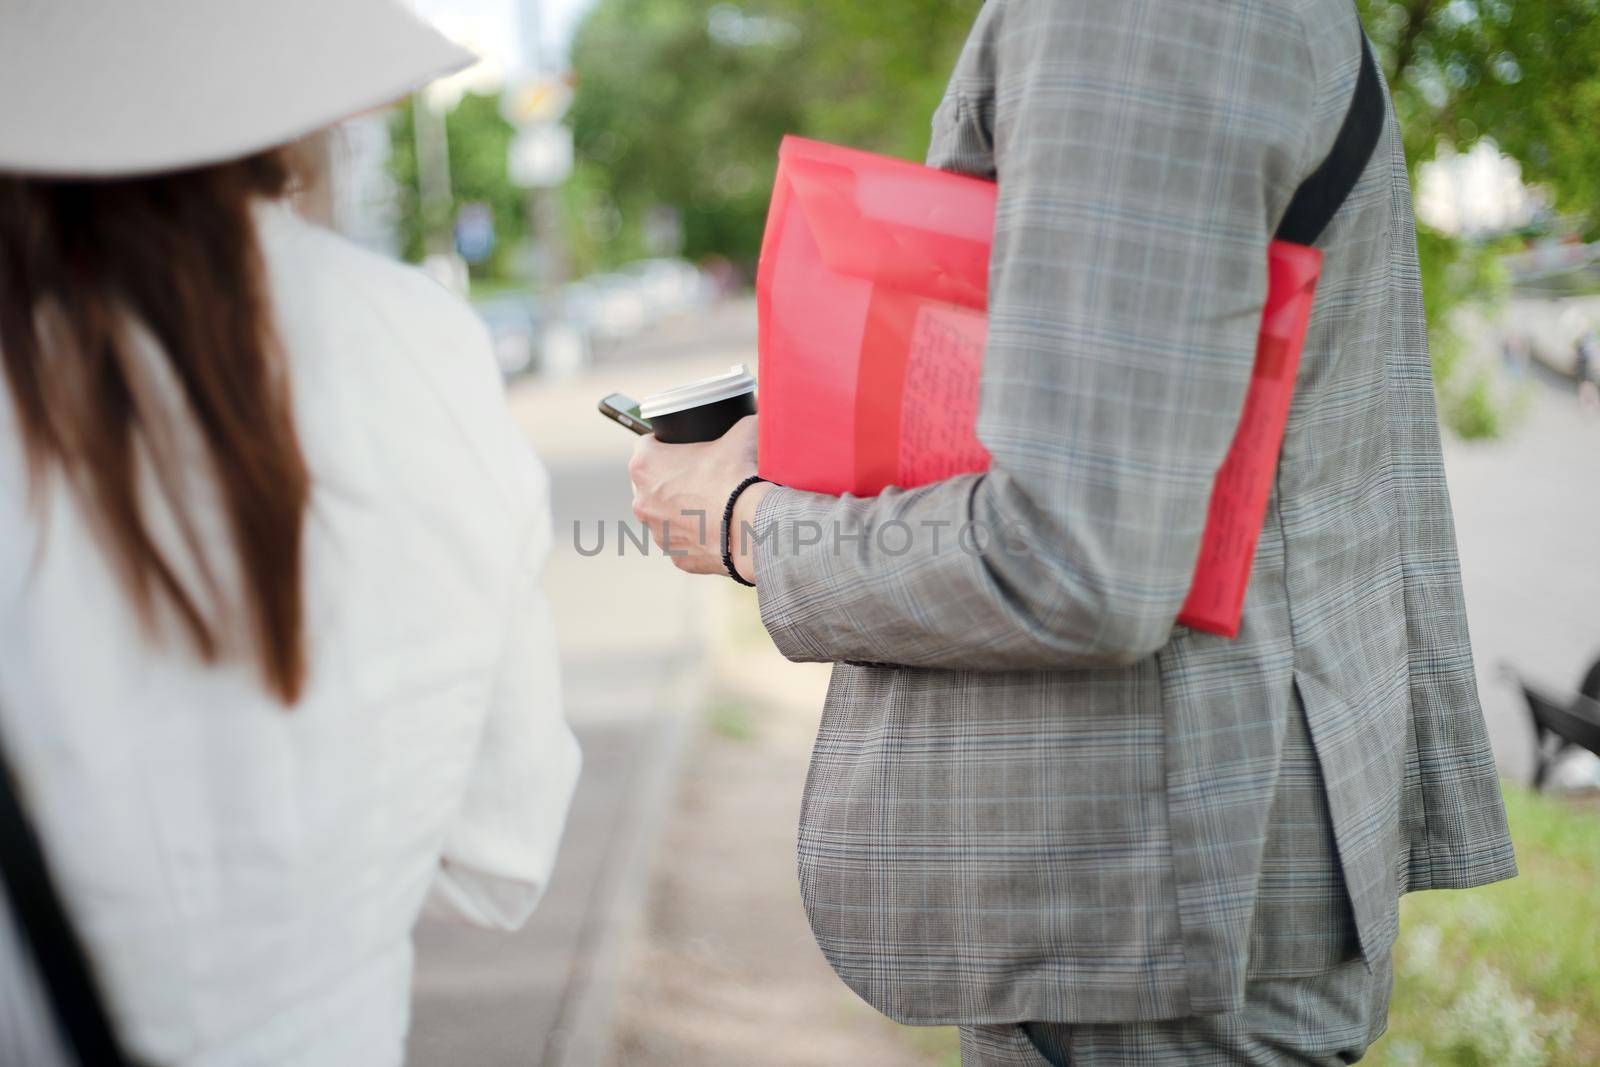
[622,258,715,318]
[474,293,545,379]
[472,260,716,378]
[581,274,651,343]
[558,259,716,352]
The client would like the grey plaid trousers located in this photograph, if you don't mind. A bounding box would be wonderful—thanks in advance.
[960,952,1392,1065]
[753,0,1515,1028]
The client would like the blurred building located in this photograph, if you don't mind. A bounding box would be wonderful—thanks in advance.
[310,3,512,259]
[1416,140,1544,238]
[326,115,405,258]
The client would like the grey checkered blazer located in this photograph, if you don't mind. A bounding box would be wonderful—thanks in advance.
[751,0,1516,1027]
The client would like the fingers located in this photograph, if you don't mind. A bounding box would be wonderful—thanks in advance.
[627,433,659,488]
[628,436,674,552]
[626,419,757,577]
[628,437,656,529]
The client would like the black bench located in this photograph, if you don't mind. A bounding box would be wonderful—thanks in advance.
[1515,655,1600,790]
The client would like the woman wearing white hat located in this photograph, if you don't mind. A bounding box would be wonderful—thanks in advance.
[0,2,580,1064]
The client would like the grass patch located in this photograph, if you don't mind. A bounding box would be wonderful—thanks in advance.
[905,1026,962,1067]
[707,699,758,742]
[722,583,772,648]
[1367,788,1598,1067]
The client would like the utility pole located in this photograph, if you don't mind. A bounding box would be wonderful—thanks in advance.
[412,91,454,257]
[401,0,457,280]
[520,0,545,72]
[512,0,570,292]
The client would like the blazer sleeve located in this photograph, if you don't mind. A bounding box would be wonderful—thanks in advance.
[753,0,1324,670]
[425,463,582,930]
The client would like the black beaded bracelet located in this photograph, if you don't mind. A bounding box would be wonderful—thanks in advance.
[721,474,767,587]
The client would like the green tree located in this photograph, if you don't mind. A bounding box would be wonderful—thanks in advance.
[1356,0,1599,434]
[1360,0,1600,231]
[565,0,979,274]
[564,0,1596,434]
[389,92,526,280]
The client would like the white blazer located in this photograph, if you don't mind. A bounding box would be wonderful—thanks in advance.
[0,203,580,1066]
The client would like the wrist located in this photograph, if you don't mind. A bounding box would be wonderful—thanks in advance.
[730,481,773,585]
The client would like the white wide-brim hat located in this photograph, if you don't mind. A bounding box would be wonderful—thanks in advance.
[0,0,475,178]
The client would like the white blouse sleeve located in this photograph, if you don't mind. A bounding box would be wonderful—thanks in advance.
[423,485,581,930]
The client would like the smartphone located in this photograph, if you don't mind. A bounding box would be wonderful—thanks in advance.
[598,393,652,435]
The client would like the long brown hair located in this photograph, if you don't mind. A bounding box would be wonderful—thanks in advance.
[0,151,310,704]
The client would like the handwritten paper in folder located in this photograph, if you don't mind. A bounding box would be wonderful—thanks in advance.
[755,136,1323,638]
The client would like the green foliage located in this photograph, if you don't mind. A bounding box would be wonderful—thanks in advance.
[1365,788,1600,1066]
[564,0,1600,267]
[566,0,979,273]
[1355,0,1600,436]
[564,2,1595,436]
[388,93,526,279]
[708,699,759,741]
[564,0,802,275]
[1414,223,1516,437]
[1358,0,1600,237]
[463,0,1600,439]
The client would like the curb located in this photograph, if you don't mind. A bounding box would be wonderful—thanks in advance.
[542,635,710,1067]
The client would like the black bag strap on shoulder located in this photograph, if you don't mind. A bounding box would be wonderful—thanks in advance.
[1274,27,1386,247]
[0,735,139,1067]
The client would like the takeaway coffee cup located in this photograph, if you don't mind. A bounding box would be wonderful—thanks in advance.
[640,363,757,443]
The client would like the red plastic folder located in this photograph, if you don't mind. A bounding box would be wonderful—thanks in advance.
[755,136,1323,638]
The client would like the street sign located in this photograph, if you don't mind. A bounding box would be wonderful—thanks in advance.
[500,73,574,128]
[453,201,496,264]
[508,123,574,189]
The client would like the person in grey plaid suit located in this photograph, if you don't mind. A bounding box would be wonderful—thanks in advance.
[629,0,1517,1062]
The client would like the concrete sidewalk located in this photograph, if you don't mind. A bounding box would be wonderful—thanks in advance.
[406,303,757,1067]
[1444,376,1600,783]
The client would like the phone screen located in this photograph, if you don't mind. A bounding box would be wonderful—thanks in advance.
[598,393,652,435]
